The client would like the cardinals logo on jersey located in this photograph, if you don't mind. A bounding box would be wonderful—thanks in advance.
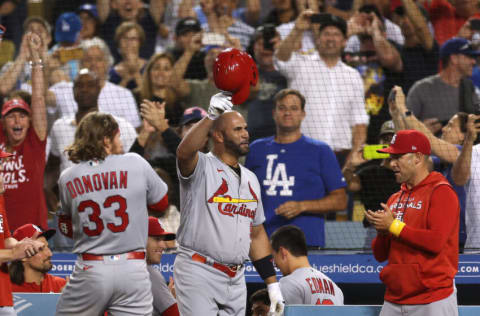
[208,178,258,219]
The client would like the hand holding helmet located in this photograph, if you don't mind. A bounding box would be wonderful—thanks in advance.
[208,92,234,120]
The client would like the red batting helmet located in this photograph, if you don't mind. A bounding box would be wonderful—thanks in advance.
[213,48,258,105]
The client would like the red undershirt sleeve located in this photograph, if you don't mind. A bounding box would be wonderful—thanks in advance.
[148,194,169,213]
[161,303,180,316]
[372,233,391,262]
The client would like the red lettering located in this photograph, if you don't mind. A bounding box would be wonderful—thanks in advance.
[328,280,335,296]
[306,278,315,294]
[101,172,109,189]
[82,175,93,193]
[120,171,128,189]
[323,279,330,295]
[93,174,102,191]
[316,278,324,294]
[110,171,118,189]
[73,178,84,195]
[66,181,77,199]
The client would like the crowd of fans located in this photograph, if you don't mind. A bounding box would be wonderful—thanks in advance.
[0,0,478,257]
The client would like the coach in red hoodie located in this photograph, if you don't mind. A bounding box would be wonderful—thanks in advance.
[365,129,459,316]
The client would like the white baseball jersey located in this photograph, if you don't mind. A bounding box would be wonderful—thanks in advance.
[280,267,344,305]
[147,265,177,316]
[58,153,168,254]
[176,152,265,264]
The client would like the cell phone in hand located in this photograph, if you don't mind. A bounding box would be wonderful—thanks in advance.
[201,32,226,46]
[262,24,276,51]
[388,89,396,104]
[363,145,390,160]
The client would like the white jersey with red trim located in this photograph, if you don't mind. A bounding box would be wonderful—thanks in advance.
[58,153,168,254]
[176,152,265,264]
[280,267,344,305]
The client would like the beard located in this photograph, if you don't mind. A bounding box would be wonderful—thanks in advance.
[224,136,249,157]
[32,261,53,274]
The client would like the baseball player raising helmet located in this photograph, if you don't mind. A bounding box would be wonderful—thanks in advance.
[173,48,284,316]
[55,112,169,316]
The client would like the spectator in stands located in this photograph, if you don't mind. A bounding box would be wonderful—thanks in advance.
[342,120,399,247]
[193,0,261,30]
[407,37,479,135]
[49,37,141,128]
[245,25,287,142]
[77,4,100,40]
[249,288,270,316]
[51,12,83,82]
[365,129,460,316]
[275,12,368,166]
[270,225,344,305]
[97,0,167,63]
[389,85,478,252]
[146,216,180,315]
[167,17,207,80]
[109,21,147,91]
[9,224,66,293]
[245,89,347,248]
[199,0,255,49]
[262,0,299,26]
[172,46,221,110]
[0,32,48,232]
[345,5,403,143]
[391,0,438,94]
[0,16,52,97]
[424,0,480,45]
[138,53,185,128]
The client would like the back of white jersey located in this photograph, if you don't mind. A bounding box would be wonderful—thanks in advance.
[58,153,168,254]
[280,267,344,305]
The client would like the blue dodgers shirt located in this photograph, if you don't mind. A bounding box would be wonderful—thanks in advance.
[245,135,346,247]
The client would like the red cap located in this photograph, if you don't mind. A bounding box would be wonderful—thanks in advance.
[148,217,175,240]
[377,130,431,155]
[13,223,56,241]
[213,48,258,105]
[1,98,31,117]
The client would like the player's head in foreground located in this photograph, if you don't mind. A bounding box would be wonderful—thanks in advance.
[249,288,271,316]
[65,112,122,163]
[212,111,250,159]
[270,225,309,276]
[9,224,56,285]
[146,216,175,265]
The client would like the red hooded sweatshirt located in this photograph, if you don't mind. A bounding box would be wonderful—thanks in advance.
[372,171,459,304]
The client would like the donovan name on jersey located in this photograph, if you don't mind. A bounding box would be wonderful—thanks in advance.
[65,170,128,199]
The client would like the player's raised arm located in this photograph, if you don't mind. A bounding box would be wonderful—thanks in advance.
[176,92,233,177]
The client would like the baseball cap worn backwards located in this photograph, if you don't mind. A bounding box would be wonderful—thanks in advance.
[77,4,99,20]
[148,217,176,240]
[13,224,56,241]
[2,98,31,117]
[440,37,480,59]
[377,130,431,155]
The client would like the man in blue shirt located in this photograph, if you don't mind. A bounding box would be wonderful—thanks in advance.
[245,89,347,247]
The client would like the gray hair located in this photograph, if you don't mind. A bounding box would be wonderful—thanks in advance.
[80,37,114,71]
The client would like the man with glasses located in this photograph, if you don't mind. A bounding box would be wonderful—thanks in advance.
[365,130,460,316]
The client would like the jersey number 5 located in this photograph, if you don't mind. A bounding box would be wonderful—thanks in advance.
[78,195,129,236]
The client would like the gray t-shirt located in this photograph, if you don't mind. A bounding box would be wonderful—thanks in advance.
[183,79,219,110]
[176,152,265,264]
[407,74,479,122]
[280,267,344,305]
[148,265,177,316]
[58,153,168,254]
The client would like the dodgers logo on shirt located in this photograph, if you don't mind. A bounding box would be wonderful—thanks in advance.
[208,178,258,219]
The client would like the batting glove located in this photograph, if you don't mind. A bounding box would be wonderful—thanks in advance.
[208,92,233,120]
[267,282,285,316]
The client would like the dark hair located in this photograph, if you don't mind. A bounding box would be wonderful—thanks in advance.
[9,261,25,285]
[273,89,306,110]
[441,55,451,68]
[270,225,308,257]
[249,288,271,305]
[65,112,119,163]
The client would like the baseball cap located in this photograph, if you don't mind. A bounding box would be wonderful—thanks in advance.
[440,37,480,59]
[377,130,431,155]
[55,12,82,44]
[148,217,175,240]
[179,107,207,126]
[319,14,347,37]
[2,98,31,117]
[175,17,201,36]
[77,4,99,20]
[379,120,395,136]
[13,224,56,241]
